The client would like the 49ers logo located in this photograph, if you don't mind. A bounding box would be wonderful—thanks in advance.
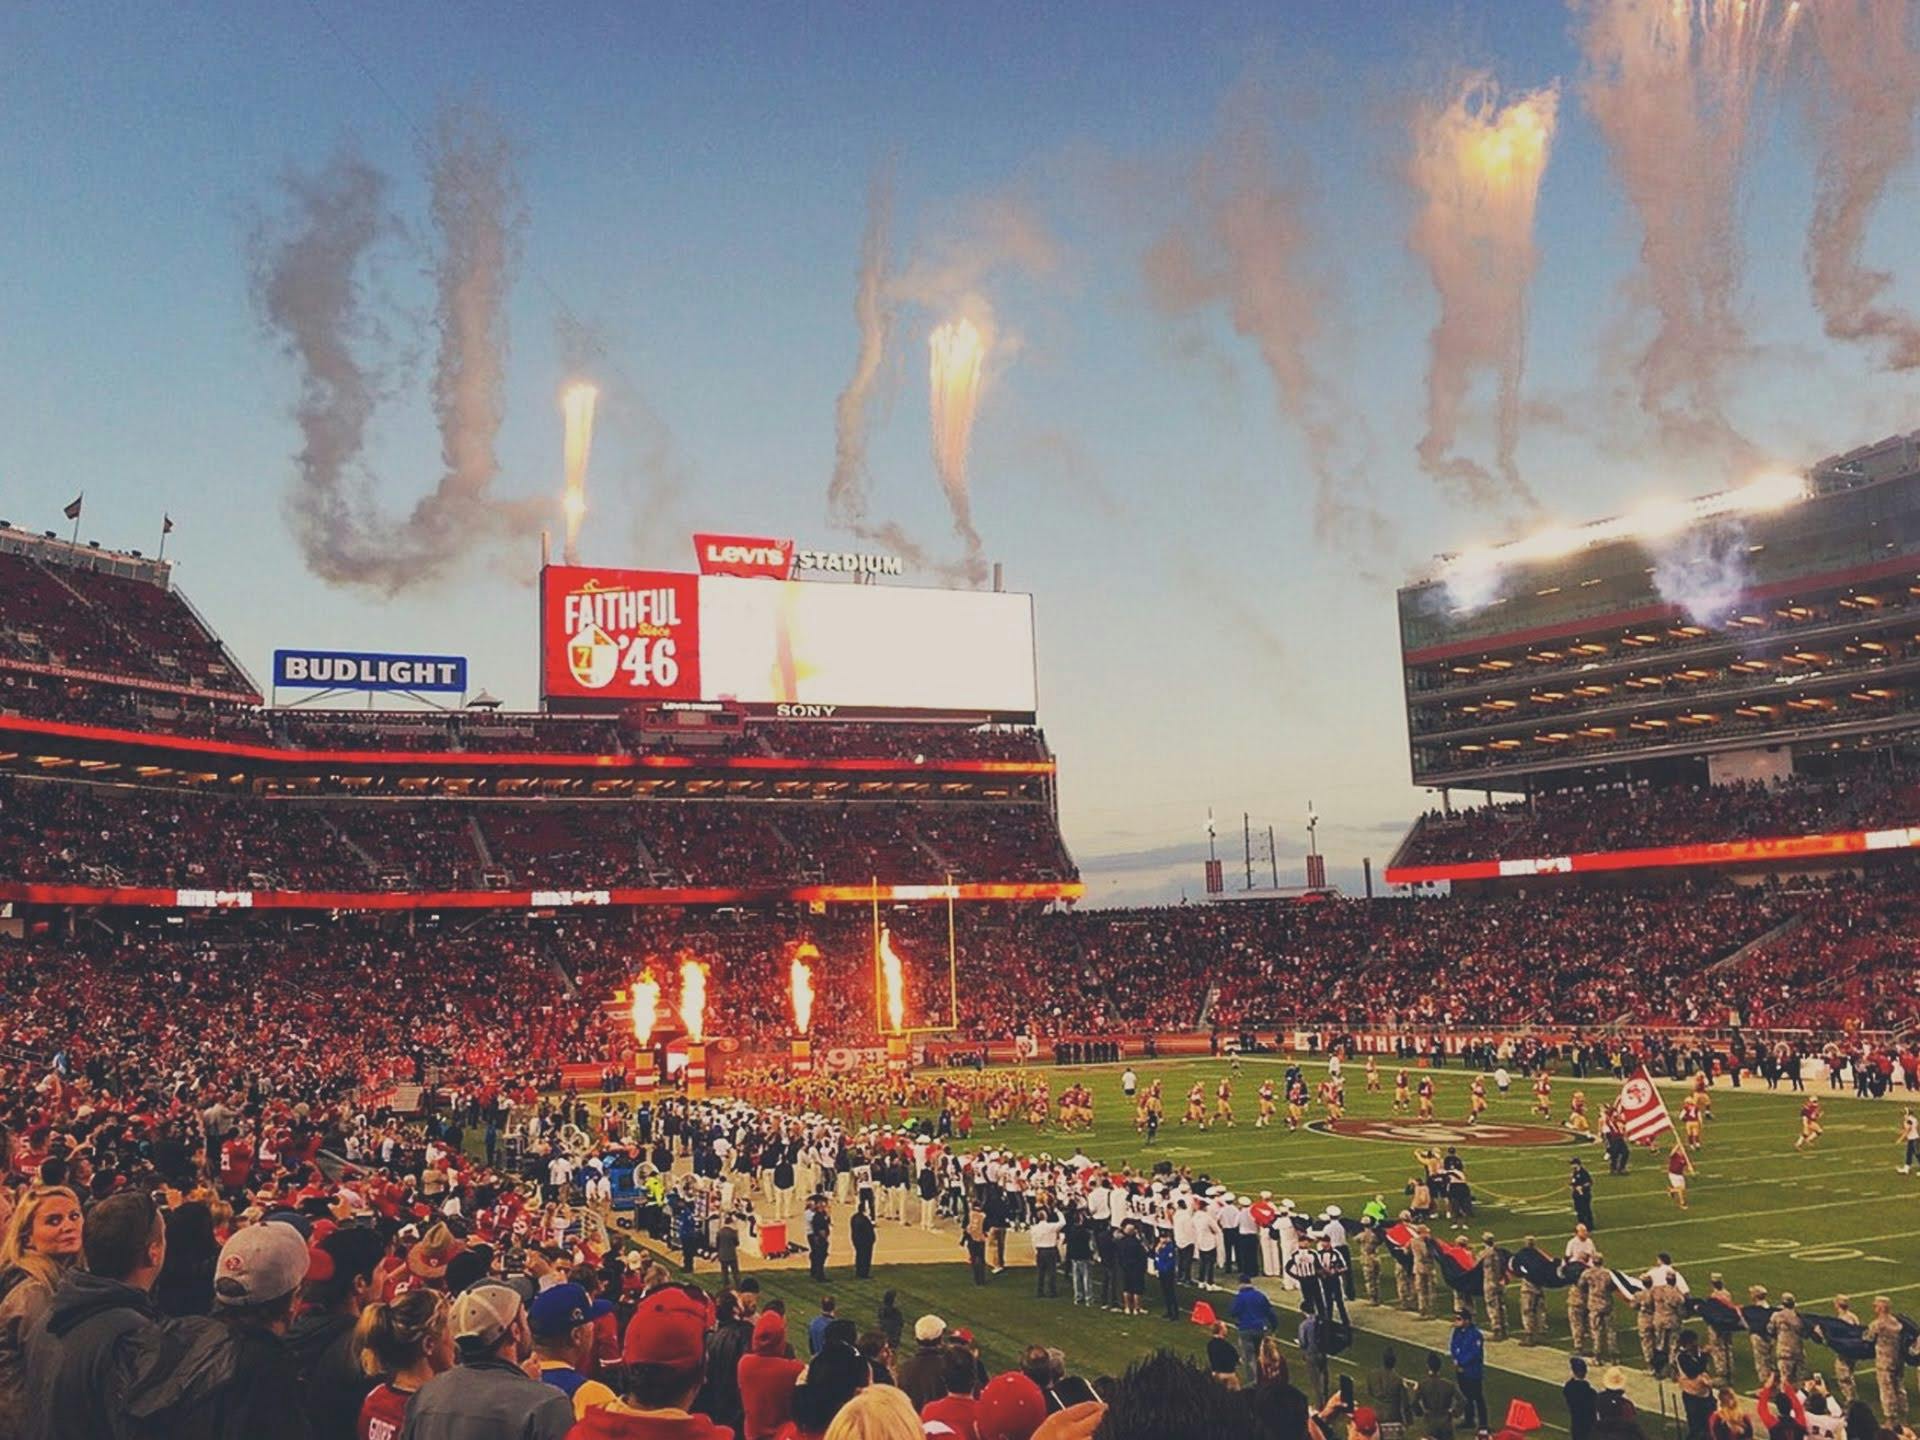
[1308,1118,1584,1148]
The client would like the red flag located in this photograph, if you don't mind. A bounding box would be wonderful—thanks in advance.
[1615,1067,1675,1146]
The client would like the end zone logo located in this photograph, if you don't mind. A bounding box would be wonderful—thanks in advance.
[1308,1118,1584,1148]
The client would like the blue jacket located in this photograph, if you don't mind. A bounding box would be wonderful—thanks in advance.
[1450,1324,1485,1380]
[1154,1242,1177,1278]
[1230,1285,1276,1335]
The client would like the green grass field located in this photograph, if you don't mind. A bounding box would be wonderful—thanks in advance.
[719,1057,1920,1434]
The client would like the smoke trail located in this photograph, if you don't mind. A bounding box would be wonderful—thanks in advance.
[1648,518,1753,627]
[1805,0,1920,369]
[827,167,937,570]
[1407,75,1559,507]
[1143,90,1389,556]
[561,383,597,565]
[927,314,989,581]
[1576,0,1799,459]
[249,149,401,587]
[418,105,538,562]
[253,108,535,593]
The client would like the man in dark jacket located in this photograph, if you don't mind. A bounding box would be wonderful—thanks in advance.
[120,1219,315,1440]
[692,1289,753,1434]
[850,1209,877,1279]
[287,1226,387,1440]
[24,1191,167,1440]
[895,1316,950,1411]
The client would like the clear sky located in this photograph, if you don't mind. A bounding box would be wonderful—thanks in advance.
[3,2,1917,905]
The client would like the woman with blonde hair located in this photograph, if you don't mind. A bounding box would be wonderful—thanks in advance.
[354,1289,454,1440]
[0,1184,83,1438]
[1710,1386,1756,1440]
[822,1383,922,1440]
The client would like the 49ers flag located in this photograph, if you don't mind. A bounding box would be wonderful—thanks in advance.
[1616,1067,1675,1146]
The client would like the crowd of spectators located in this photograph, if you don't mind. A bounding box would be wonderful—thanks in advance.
[1397,769,1920,867]
[0,777,1075,892]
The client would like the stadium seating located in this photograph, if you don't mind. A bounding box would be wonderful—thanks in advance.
[1395,771,1920,867]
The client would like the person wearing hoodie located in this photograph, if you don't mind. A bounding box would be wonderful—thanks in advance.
[563,1288,731,1440]
[119,1218,315,1440]
[738,1310,803,1440]
[22,1190,166,1440]
[290,1227,388,1440]
[693,1291,753,1434]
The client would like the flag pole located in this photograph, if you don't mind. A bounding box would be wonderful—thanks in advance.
[157,517,169,563]
[69,494,82,546]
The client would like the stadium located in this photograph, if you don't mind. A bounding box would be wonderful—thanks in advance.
[4,436,1920,1439]
[15,8,1920,1438]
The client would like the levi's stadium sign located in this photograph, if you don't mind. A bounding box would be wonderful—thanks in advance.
[273,649,467,694]
[693,533,902,579]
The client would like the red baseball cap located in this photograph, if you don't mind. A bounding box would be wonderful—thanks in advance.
[977,1373,1049,1440]
[623,1289,710,1369]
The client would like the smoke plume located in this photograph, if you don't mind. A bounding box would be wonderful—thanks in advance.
[1143,90,1388,556]
[252,108,534,593]
[1805,0,1920,369]
[927,313,989,580]
[828,167,937,570]
[249,149,401,588]
[1407,75,1559,507]
[1648,518,1753,627]
[1576,0,1799,460]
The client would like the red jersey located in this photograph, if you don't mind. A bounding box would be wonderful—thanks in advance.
[1667,1150,1688,1177]
[1802,1101,1820,1121]
[358,1382,414,1440]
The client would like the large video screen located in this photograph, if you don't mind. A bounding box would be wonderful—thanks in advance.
[541,566,1037,717]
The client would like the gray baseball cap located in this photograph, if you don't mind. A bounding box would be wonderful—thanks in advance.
[214,1221,310,1308]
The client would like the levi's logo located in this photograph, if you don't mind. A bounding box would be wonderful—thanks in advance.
[693,533,794,578]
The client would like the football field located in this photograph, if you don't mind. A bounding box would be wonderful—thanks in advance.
[724,1056,1920,1432]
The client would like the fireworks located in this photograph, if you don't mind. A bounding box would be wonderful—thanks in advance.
[877,925,906,1034]
[629,969,660,1047]
[678,952,709,1044]
[561,382,597,565]
[789,941,819,1035]
[1408,75,1558,505]
[928,316,988,576]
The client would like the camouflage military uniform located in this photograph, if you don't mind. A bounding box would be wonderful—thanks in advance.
[1865,1307,1907,1423]
[1358,1227,1382,1305]
[1580,1264,1616,1362]
[1771,1305,1807,1386]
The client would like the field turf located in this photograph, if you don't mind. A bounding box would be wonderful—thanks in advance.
[715,1057,1920,1432]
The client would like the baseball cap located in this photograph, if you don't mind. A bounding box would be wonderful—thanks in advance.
[952,1328,975,1345]
[214,1222,310,1308]
[914,1314,947,1343]
[528,1283,593,1339]
[1352,1407,1380,1436]
[451,1284,524,1349]
[623,1288,710,1369]
[977,1372,1049,1440]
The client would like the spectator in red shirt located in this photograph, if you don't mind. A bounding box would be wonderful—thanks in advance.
[737,1311,803,1440]
[565,1289,730,1439]
[920,1347,982,1440]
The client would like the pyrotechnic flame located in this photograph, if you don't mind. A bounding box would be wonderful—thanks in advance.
[928,315,988,571]
[678,952,709,1044]
[561,382,597,565]
[878,926,906,1034]
[789,941,819,1035]
[1408,75,1558,505]
[629,969,661,1048]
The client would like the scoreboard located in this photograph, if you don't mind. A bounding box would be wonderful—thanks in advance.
[540,564,1038,720]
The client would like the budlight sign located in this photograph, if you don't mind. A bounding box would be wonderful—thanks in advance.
[273,649,468,694]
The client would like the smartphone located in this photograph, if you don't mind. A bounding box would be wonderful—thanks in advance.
[1339,1375,1355,1408]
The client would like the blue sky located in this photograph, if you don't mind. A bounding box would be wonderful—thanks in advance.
[3,1,1917,904]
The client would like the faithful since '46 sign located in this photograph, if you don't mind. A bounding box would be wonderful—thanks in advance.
[540,566,702,702]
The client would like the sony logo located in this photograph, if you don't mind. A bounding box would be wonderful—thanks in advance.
[775,703,839,718]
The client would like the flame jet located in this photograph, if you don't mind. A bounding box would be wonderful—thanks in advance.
[928,316,989,577]
[1408,76,1559,506]
[629,969,661,1047]
[678,953,708,1044]
[789,941,819,1035]
[877,926,906,1035]
[561,382,597,564]
[1804,0,1920,368]
[1577,0,1801,457]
